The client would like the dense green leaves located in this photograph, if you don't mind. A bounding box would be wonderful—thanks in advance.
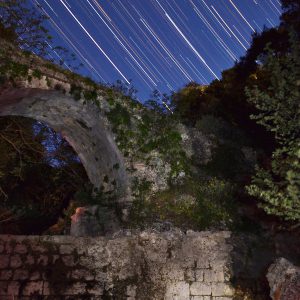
[246,32,300,221]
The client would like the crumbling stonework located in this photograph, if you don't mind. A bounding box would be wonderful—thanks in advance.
[0,231,291,299]
[0,38,196,206]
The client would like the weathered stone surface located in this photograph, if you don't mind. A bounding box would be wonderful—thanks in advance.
[0,270,12,280]
[70,205,120,236]
[0,86,129,198]
[0,232,298,299]
[13,269,29,280]
[10,255,22,268]
[267,257,300,300]
[165,281,190,300]
[14,244,28,254]
[22,281,43,296]
[0,255,9,268]
[190,282,212,296]
[211,283,234,297]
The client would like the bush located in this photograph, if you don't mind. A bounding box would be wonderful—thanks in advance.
[129,178,238,230]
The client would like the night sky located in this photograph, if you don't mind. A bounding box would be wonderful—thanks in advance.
[32,0,282,101]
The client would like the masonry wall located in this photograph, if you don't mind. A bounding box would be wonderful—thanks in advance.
[0,231,286,299]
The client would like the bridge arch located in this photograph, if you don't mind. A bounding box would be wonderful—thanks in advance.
[0,87,129,202]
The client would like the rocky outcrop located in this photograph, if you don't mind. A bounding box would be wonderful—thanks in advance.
[267,257,300,300]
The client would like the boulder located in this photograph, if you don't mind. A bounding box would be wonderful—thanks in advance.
[267,257,300,300]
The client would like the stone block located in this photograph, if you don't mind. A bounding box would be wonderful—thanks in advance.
[165,281,190,299]
[14,244,28,254]
[197,257,210,269]
[72,269,94,281]
[10,255,22,268]
[86,283,104,296]
[31,244,47,253]
[63,282,87,295]
[165,267,184,281]
[0,269,13,280]
[42,281,51,296]
[62,255,77,267]
[22,281,43,296]
[37,255,48,266]
[95,271,107,281]
[50,254,60,264]
[204,270,224,282]
[211,283,234,297]
[185,269,195,281]
[211,259,227,271]
[0,281,8,295]
[5,242,14,254]
[60,245,74,255]
[24,255,35,265]
[29,271,41,280]
[195,269,204,281]
[190,282,212,296]
[13,269,29,280]
[7,281,20,295]
[0,255,9,268]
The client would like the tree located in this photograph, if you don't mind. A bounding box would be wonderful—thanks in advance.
[246,32,300,221]
[281,0,300,34]
[0,117,88,234]
[171,82,219,124]
[0,0,51,55]
[0,0,79,68]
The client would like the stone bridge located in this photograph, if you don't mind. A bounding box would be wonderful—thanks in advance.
[0,87,128,197]
[0,39,189,202]
[0,39,195,234]
[1,41,300,300]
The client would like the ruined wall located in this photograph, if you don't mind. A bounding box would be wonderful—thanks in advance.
[0,231,286,300]
[0,38,193,203]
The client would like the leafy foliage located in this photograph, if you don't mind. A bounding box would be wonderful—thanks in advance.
[0,1,79,69]
[0,0,51,55]
[0,117,89,234]
[129,178,238,230]
[246,32,300,221]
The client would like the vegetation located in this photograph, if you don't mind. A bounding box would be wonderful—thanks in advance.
[129,177,238,230]
[246,33,300,220]
[168,0,300,225]
[0,0,299,233]
[0,117,89,234]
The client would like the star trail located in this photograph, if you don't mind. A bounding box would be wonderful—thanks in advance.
[32,0,282,100]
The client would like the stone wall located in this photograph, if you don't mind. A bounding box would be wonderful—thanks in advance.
[0,231,287,299]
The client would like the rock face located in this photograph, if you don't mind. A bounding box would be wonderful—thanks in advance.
[267,257,300,300]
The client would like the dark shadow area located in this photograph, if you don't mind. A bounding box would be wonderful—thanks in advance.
[229,231,300,299]
[0,116,90,234]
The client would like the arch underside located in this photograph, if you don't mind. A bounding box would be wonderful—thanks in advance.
[0,87,129,203]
